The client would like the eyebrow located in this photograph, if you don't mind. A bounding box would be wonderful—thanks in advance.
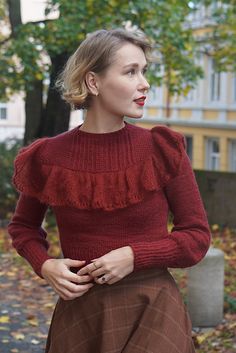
[123,63,148,69]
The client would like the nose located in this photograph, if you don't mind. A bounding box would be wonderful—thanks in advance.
[138,74,150,92]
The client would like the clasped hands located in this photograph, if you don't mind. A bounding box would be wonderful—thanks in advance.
[78,245,134,285]
[41,246,134,301]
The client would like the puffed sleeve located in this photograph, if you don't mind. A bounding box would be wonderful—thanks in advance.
[8,138,54,278]
[129,126,211,270]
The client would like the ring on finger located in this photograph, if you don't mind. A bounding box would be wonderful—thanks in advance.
[93,262,98,269]
[101,276,106,282]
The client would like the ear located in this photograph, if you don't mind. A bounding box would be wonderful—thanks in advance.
[85,71,99,96]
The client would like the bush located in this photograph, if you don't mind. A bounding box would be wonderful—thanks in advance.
[0,138,22,220]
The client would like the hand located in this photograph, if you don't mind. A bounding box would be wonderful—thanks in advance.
[77,246,134,285]
[41,258,94,300]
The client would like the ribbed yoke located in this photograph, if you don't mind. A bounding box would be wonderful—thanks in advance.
[70,121,150,172]
[8,121,211,278]
[40,121,153,173]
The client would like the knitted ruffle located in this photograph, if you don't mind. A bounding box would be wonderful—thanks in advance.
[12,126,185,211]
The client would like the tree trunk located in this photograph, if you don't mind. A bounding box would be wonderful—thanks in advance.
[7,0,21,34]
[7,0,44,145]
[24,80,43,145]
[165,68,171,127]
[166,89,171,123]
[39,53,71,137]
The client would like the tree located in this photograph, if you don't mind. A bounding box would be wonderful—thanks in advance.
[204,0,236,73]
[1,0,131,142]
[0,0,205,144]
[127,1,204,118]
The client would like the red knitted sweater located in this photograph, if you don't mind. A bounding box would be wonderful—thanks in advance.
[8,121,211,278]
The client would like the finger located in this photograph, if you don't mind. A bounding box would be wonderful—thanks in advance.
[77,262,101,275]
[59,288,84,301]
[76,275,94,283]
[64,259,86,268]
[88,268,107,278]
[76,267,90,276]
[66,273,93,284]
[62,280,94,293]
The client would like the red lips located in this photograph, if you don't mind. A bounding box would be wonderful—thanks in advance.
[134,96,146,102]
[134,96,146,106]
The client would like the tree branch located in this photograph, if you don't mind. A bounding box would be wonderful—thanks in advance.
[24,18,55,25]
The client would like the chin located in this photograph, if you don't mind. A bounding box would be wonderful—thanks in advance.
[126,112,144,119]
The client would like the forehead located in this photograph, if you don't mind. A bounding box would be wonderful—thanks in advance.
[112,43,147,68]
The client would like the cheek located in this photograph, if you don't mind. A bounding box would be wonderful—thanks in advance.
[105,79,134,100]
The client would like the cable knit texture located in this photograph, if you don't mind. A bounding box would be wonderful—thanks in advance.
[8,121,211,277]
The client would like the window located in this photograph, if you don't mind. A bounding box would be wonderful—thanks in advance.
[0,106,7,120]
[185,136,193,162]
[233,74,236,102]
[228,140,236,172]
[210,59,221,102]
[205,138,220,170]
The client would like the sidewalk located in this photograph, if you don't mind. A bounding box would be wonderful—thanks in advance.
[0,253,57,353]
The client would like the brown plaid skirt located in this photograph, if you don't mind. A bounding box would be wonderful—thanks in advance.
[45,268,195,353]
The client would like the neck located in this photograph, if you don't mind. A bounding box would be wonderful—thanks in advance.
[79,110,125,133]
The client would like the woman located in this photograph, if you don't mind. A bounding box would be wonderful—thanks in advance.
[8,28,211,353]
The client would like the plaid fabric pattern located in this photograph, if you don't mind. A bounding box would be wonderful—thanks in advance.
[45,269,195,353]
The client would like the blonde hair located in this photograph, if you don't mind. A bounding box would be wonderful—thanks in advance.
[55,28,153,110]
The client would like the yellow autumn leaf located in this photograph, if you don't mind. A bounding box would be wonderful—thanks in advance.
[27,318,39,326]
[224,254,231,260]
[0,315,10,323]
[44,302,55,308]
[196,331,213,344]
[0,326,9,330]
[228,322,236,329]
[212,224,219,231]
[11,332,25,340]
[6,271,16,277]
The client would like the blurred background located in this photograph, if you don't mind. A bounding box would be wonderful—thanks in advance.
[0,1,235,352]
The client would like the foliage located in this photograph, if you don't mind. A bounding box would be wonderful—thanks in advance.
[0,1,205,104]
[0,138,22,220]
[197,0,236,73]
[211,0,236,72]
[128,1,204,96]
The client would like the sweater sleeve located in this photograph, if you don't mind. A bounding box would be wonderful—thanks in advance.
[7,193,54,278]
[128,129,211,271]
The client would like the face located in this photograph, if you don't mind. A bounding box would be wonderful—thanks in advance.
[91,42,150,119]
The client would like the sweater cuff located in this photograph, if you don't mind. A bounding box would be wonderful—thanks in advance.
[128,238,179,271]
[17,241,54,278]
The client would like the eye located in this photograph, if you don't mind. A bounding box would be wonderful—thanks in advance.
[142,68,148,75]
[127,68,136,76]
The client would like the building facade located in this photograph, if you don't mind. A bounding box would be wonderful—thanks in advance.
[137,4,236,173]
[0,95,83,142]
